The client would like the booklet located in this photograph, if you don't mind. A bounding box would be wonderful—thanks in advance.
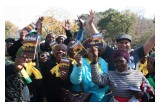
[49,41,58,51]
[24,23,37,33]
[21,33,38,60]
[70,41,87,56]
[59,57,70,74]
[129,86,141,92]
[90,33,104,48]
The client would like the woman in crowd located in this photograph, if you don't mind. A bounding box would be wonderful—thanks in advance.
[70,39,111,102]
[90,47,154,102]
[40,44,73,101]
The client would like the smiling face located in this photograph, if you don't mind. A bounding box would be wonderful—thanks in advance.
[45,33,56,44]
[114,56,128,72]
[116,39,131,52]
[54,44,67,62]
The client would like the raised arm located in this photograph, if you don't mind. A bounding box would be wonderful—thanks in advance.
[90,46,109,86]
[62,19,72,38]
[62,19,73,45]
[87,10,99,35]
[75,15,85,42]
[143,35,155,55]
[36,16,44,34]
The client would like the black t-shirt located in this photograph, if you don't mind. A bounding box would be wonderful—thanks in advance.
[40,57,73,102]
[101,46,145,71]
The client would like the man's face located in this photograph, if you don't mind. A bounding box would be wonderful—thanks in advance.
[116,39,131,52]
[45,34,56,44]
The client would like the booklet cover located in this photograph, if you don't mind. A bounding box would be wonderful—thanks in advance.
[21,33,38,60]
[24,23,37,33]
[49,41,58,51]
[91,33,104,48]
[70,41,87,56]
[59,58,70,74]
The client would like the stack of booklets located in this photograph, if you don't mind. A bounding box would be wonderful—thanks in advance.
[21,33,38,60]
[49,40,58,51]
[59,57,70,74]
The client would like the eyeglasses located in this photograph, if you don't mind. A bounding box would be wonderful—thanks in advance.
[40,53,51,59]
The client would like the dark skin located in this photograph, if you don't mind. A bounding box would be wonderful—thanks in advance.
[14,55,32,71]
[147,57,155,74]
[90,46,144,100]
[20,16,44,42]
[40,52,51,63]
[53,45,68,80]
[45,33,56,45]
[68,40,76,59]
[114,57,128,72]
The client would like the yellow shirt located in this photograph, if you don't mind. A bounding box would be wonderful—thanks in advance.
[138,61,148,76]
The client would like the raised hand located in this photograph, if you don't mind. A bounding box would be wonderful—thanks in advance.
[90,46,99,62]
[88,10,96,24]
[20,29,28,42]
[62,19,71,30]
[36,16,44,34]
[87,10,99,34]
[77,15,85,29]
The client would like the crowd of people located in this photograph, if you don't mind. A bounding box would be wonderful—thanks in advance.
[5,10,155,102]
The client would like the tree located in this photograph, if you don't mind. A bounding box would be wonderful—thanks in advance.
[133,15,155,47]
[42,16,65,37]
[97,8,137,41]
[41,8,78,39]
[5,21,19,39]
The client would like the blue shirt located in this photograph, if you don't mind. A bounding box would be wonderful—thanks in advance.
[70,57,110,102]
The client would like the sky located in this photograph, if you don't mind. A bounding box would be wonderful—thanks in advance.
[5,0,156,29]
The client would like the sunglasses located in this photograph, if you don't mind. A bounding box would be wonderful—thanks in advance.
[40,53,51,59]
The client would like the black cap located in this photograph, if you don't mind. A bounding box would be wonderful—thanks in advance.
[116,34,132,42]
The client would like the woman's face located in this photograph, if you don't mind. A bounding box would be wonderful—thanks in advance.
[56,37,64,44]
[114,56,128,72]
[40,52,51,63]
[54,45,67,61]
[147,57,155,74]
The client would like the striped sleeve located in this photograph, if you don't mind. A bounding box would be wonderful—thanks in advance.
[90,62,109,86]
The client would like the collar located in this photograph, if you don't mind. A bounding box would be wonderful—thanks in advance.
[116,67,132,75]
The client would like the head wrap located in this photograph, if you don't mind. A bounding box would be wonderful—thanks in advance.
[113,50,130,62]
